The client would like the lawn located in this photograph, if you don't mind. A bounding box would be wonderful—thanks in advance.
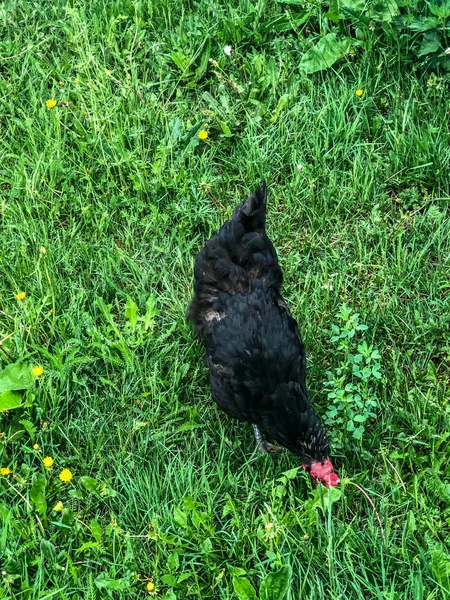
[1,0,450,598]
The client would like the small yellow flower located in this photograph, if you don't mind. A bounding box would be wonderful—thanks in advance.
[355,89,364,97]
[46,99,57,108]
[198,129,208,140]
[40,246,47,255]
[53,501,64,511]
[42,456,54,468]
[146,581,156,593]
[0,467,12,476]
[59,468,73,482]
[59,81,64,86]
[16,291,26,301]
[32,366,44,377]
[33,443,40,451]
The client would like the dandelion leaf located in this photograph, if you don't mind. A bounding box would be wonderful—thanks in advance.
[431,550,450,589]
[0,390,23,411]
[0,362,34,394]
[260,565,292,600]
[232,577,258,600]
[125,297,139,328]
[30,473,47,516]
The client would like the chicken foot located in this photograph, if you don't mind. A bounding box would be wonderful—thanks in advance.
[253,424,283,454]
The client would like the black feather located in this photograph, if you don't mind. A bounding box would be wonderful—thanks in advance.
[187,182,330,463]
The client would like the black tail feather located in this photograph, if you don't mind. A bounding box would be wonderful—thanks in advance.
[236,180,267,232]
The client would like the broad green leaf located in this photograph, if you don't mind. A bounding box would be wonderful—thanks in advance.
[19,418,36,440]
[124,537,137,571]
[68,488,84,500]
[260,565,292,600]
[202,91,226,117]
[228,567,247,577]
[270,94,290,123]
[30,473,47,516]
[124,297,139,328]
[76,541,103,554]
[353,426,365,439]
[0,390,23,411]
[0,363,34,394]
[308,486,343,513]
[167,552,180,572]
[140,295,159,331]
[232,577,258,600]
[340,0,366,11]
[408,16,439,32]
[428,0,450,19]
[325,0,341,22]
[96,296,120,335]
[174,507,188,528]
[183,496,200,512]
[325,0,368,21]
[300,34,351,74]
[281,467,300,480]
[220,121,233,137]
[171,49,192,74]
[90,519,103,543]
[417,31,441,57]
[80,476,99,494]
[431,550,450,589]
[95,572,131,591]
[196,38,211,80]
[98,481,117,498]
[353,414,366,422]
[367,0,399,22]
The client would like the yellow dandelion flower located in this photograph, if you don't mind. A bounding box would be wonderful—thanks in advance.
[355,89,364,97]
[53,501,64,511]
[0,467,12,476]
[198,129,208,140]
[16,291,26,301]
[46,99,57,108]
[32,366,44,377]
[146,581,156,593]
[59,468,73,482]
[42,456,54,468]
[33,443,40,451]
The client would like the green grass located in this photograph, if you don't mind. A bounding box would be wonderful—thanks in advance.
[1,0,450,598]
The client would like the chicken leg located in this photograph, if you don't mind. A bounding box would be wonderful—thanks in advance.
[253,424,283,453]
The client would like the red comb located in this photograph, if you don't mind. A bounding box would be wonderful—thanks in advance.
[304,459,340,487]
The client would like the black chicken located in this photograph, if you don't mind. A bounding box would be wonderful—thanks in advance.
[187,182,339,487]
